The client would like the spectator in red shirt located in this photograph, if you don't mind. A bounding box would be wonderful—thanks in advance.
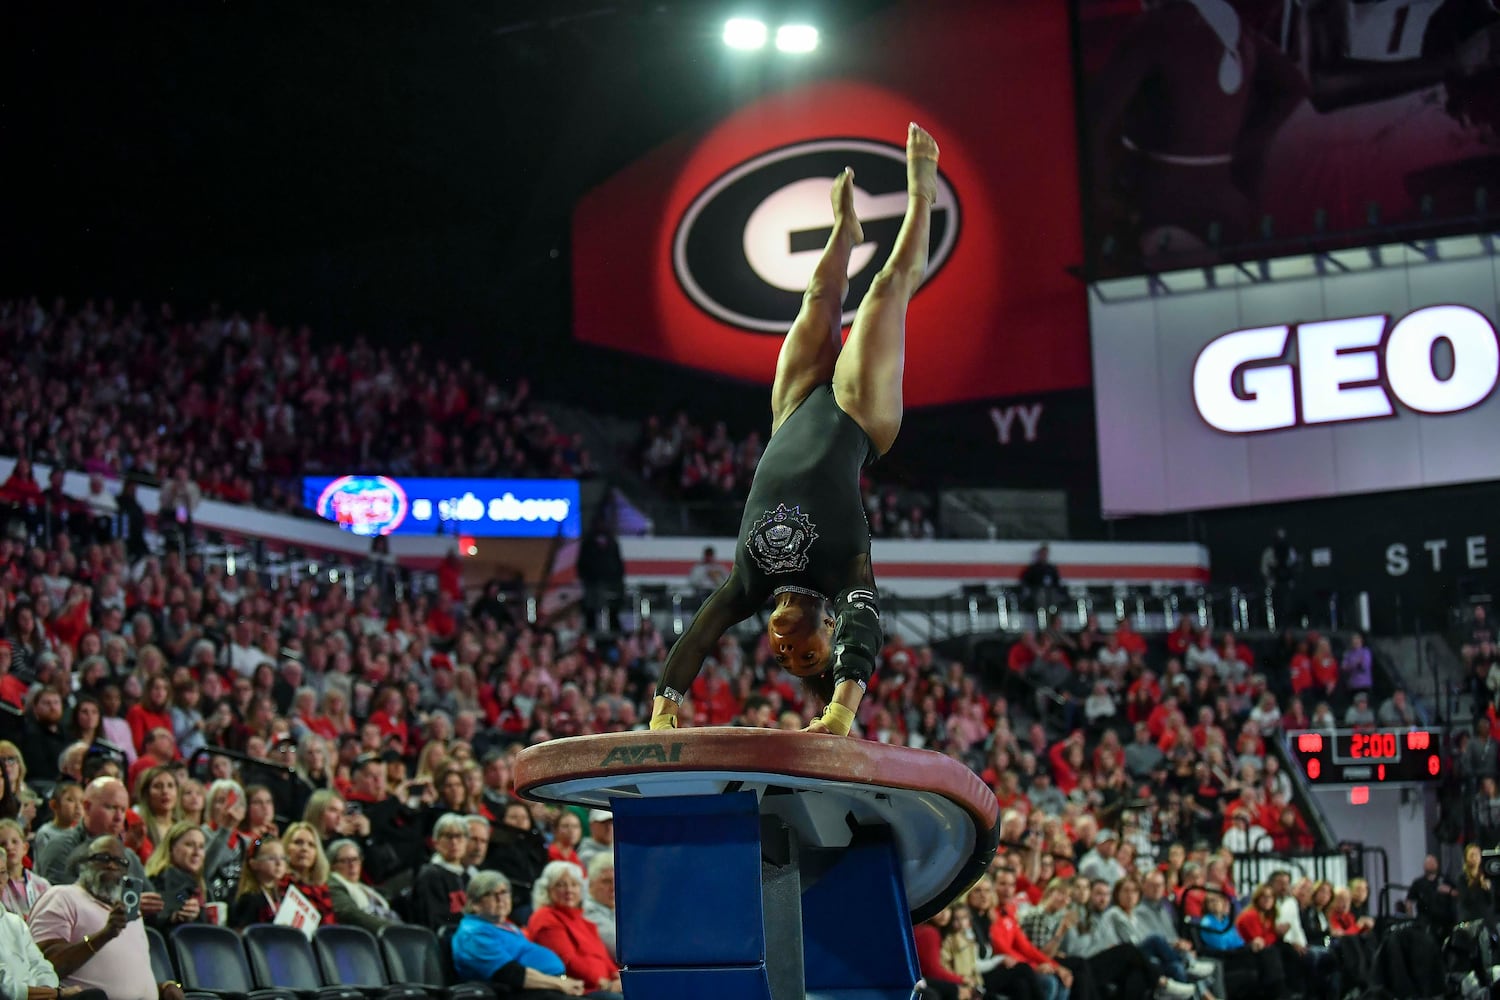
[1191,706,1225,751]
[1234,883,1286,950]
[1008,632,1042,674]
[0,642,26,709]
[306,689,355,742]
[526,861,621,996]
[48,582,92,651]
[1166,619,1195,657]
[126,675,175,754]
[0,459,44,506]
[689,665,738,727]
[1048,733,1086,795]
[1114,619,1147,657]
[1288,641,1313,696]
[913,905,974,1000]
[127,728,181,792]
[1145,695,1179,741]
[547,812,583,866]
[368,686,410,751]
[989,868,1071,998]
[1310,638,1339,701]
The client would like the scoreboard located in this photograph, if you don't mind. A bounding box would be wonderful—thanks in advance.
[1286,729,1443,786]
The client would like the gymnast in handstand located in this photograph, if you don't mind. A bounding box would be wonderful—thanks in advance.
[651,122,940,737]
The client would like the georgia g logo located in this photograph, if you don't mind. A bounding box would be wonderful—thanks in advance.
[673,139,960,333]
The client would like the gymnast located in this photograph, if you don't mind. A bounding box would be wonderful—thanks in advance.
[651,122,940,737]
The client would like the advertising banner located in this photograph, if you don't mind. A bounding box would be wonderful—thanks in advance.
[572,0,1090,409]
[1090,238,1500,515]
[1074,0,1500,277]
[302,476,582,538]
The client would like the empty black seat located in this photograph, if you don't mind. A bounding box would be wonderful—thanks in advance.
[170,924,299,1000]
[243,924,366,1000]
[146,926,175,985]
[379,924,495,1000]
[312,925,427,1000]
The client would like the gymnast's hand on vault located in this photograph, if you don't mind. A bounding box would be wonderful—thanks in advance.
[802,718,835,735]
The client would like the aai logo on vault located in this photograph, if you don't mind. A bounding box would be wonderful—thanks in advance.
[673,139,960,333]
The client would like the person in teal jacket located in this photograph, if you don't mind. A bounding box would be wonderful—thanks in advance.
[452,870,587,997]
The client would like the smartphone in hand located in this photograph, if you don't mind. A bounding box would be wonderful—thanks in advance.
[120,876,143,922]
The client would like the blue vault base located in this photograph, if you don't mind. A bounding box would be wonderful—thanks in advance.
[612,792,922,1000]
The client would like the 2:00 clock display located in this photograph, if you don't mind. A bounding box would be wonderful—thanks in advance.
[1286,728,1443,785]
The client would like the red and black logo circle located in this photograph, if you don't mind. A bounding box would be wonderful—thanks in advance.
[672,139,960,333]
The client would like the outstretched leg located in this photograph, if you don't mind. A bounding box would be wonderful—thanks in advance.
[770,168,864,435]
[832,122,938,455]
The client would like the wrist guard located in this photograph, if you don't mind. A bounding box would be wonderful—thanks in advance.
[829,587,881,689]
[820,702,855,736]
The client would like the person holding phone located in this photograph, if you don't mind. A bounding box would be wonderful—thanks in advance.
[36,778,161,925]
[144,822,208,929]
[30,836,185,1000]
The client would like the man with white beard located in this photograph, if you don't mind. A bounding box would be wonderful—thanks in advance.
[30,836,185,1000]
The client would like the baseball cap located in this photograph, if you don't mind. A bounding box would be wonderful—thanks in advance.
[588,809,613,824]
[1094,829,1117,845]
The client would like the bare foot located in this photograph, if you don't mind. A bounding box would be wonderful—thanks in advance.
[907,122,939,204]
[831,166,863,245]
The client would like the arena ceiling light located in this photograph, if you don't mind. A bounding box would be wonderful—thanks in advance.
[774,24,818,53]
[723,17,769,49]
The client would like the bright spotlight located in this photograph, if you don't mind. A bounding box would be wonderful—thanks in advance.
[775,24,818,53]
[723,18,769,50]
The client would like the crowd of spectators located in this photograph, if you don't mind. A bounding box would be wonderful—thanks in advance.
[633,409,935,537]
[895,612,1467,1000]
[0,487,1475,999]
[0,294,1479,1000]
[0,296,594,521]
[1462,605,1497,714]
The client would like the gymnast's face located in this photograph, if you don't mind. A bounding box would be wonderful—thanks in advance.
[769,596,834,678]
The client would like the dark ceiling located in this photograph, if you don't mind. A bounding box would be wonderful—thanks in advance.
[1,0,899,418]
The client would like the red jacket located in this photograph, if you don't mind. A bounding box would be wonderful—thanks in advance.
[913,924,965,984]
[1289,654,1313,694]
[527,904,619,988]
[1311,654,1339,690]
[989,906,1052,968]
[1329,909,1361,936]
[1048,742,1078,794]
[547,843,581,865]
[1234,907,1280,947]
[126,703,173,753]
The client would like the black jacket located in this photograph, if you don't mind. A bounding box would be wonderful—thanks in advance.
[409,861,468,929]
[350,794,426,886]
[488,824,547,904]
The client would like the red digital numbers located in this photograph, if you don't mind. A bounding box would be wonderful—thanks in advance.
[1407,731,1430,750]
[1429,756,1441,776]
[1298,733,1323,754]
[1351,733,1398,759]
[1307,759,1321,780]
[1378,764,1386,781]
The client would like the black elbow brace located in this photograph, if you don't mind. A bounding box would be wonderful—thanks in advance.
[829,587,881,689]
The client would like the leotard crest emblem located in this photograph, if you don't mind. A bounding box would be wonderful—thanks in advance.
[747,503,818,575]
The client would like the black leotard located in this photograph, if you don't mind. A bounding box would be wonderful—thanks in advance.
[734,384,876,604]
[655,385,877,701]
